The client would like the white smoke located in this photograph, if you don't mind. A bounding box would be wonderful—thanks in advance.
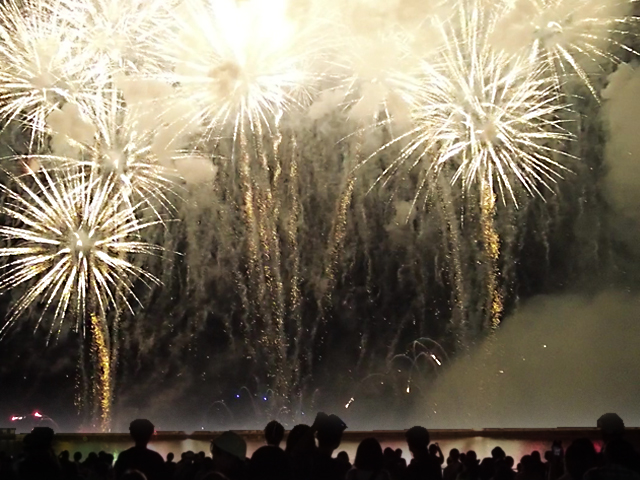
[601,62,640,249]
[420,291,640,429]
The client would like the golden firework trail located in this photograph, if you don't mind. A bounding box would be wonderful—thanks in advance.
[90,312,112,432]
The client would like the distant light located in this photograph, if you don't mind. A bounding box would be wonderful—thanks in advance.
[345,397,355,409]
[236,394,240,398]
[406,386,411,394]
[543,344,547,348]
[430,354,442,366]
[499,370,504,374]
[263,397,267,401]
[33,412,42,418]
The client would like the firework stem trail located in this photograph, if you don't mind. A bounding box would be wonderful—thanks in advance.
[480,181,503,330]
[436,175,470,347]
[90,312,111,432]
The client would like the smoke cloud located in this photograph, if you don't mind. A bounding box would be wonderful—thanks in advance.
[420,291,640,429]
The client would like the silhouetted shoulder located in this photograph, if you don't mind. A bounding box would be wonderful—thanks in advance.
[115,447,166,480]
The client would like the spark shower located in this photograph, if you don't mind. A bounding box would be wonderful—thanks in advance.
[0,0,635,431]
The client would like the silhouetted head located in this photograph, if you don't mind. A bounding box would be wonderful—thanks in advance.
[59,450,70,461]
[315,414,347,451]
[211,431,247,462]
[492,447,506,461]
[129,419,155,447]
[211,431,247,476]
[121,470,147,480]
[384,448,395,461]
[264,420,285,447]
[285,424,313,454]
[337,451,350,464]
[598,413,625,444]
[449,449,460,461]
[24,427,55,452]
[520,455,533,472]
[406,426,430,455]
[466,451,478,466]
[505,457,515,469]
[429,444,439,456]
[355,438,384,472]
[531,451,542,463]
[167,452,174,462]
[73,451,82,462]
[395,448,403,458]
[565,438,597,480]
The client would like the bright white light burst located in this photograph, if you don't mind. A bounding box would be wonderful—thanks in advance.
[0,166,163,339]
[0,0,99,146]
[372,2,574,205]
[490,0,640,97]
[160,0,322,142]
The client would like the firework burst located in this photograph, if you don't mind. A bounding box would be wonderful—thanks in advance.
[370,2,574,207]
[157,0,323,144]
[43,88,182,218]
[490,0,640,98]
[0,165,163,340]
[324,26,421,126]
[0,0,101,147]
[58,0,173,74]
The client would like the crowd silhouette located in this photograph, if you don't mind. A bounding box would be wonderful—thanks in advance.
[0,412,638,480]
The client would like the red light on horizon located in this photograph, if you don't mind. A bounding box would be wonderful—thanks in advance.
[33,412,42,418]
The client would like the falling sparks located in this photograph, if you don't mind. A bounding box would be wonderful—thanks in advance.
[90,312,111,432]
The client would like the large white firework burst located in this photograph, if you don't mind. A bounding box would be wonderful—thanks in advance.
[58,0,174,74]
[0,0,101,146]
[43,88,182,218]
[369,1,574,206]
[490,0,640,98]
[315,26,421,126]
[157,0,324,143]
[0,165,163,339]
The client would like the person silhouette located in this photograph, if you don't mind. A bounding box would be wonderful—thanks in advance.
[250,421,290,480]
[404,426,443,480]
[347,437,390,480]
[114,419,166,480]
[264,421,285,447]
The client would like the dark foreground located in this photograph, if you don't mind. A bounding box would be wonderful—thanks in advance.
[1,415,639,480]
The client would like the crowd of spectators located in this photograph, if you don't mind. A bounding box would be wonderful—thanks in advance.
[0,412,638,480]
